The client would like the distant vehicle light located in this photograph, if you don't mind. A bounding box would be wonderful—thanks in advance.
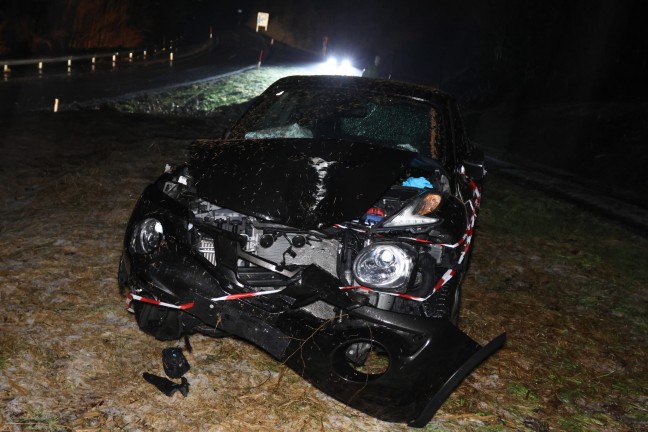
[339,58,356,75]
[316,57,361,76]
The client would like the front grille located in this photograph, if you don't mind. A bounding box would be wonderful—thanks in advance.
[195,230,340,287]
[197,236,216,266]
[256,236,339,277]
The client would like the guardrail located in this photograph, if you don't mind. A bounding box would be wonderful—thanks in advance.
[3,49,155,75]
[2,33,213,75]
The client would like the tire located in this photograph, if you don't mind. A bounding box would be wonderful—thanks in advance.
[449,280,462,326]
[425,272,463,326]
[117,254,130,295]
[133,301,183,340]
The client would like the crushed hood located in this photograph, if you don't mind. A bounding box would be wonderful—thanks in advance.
[189,138,417,230]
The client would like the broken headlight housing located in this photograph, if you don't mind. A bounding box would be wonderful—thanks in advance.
[131,218,164,254]
[353,243,414,289]
[382,192,442,227]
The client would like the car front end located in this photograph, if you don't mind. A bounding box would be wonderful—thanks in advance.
[119,135,504,427]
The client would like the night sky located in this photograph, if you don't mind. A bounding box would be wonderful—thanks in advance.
[255,0,646,103]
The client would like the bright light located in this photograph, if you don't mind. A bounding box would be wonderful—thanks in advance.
[338,58,357,75]
[313,56,361,76]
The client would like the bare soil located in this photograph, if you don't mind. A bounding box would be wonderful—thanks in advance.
[1,70,647,432]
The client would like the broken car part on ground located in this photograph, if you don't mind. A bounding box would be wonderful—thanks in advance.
[118,75,506,427]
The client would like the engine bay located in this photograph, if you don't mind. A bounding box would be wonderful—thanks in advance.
[157,163,467,317]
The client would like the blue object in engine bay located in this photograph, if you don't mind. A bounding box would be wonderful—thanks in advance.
[402,176,434,189]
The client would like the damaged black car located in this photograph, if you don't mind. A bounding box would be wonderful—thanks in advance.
[118,75,505,427]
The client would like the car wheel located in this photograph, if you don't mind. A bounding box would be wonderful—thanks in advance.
[425,272,463,326]
[117,254,129,295]
[133,301,183,341]
[449,281,462,326]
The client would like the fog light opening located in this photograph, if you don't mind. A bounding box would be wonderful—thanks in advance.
[333,339,390,382]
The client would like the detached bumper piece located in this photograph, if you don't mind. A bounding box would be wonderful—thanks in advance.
[143,373,190,397]
[280,318,506,427]
[274,268,506,427]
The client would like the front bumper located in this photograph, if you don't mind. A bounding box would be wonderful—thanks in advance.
[120,184,506,427]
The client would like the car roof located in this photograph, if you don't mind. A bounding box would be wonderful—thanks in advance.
[265,75,453,105]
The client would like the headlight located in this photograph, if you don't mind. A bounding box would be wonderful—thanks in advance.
[131,218,163,254]
[353,244,414,289]
[382,192,442,227]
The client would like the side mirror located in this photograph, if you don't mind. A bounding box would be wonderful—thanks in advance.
[463,147,486,180]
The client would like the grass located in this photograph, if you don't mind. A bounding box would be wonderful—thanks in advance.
[102,65,315,116]
[16,407,64,432]
[482,175,648,283]
[466,173,648,431]
[479,174,648,343]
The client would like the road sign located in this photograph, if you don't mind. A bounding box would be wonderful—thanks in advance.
[256,12,269,32]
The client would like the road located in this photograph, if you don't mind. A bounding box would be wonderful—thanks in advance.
[0,29,270,116]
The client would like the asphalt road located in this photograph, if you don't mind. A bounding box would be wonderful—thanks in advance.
[0,30,270,116]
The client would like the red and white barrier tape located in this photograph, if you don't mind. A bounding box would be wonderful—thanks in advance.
[209,288,285,302]
[128,293,195,310]
[340,268,457,302]
[129,288,290,311]
[457,180,480,264]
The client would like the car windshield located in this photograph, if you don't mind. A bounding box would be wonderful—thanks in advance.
[233,87,441,157]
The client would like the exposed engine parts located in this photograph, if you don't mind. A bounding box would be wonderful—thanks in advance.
[160,168,467,316]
